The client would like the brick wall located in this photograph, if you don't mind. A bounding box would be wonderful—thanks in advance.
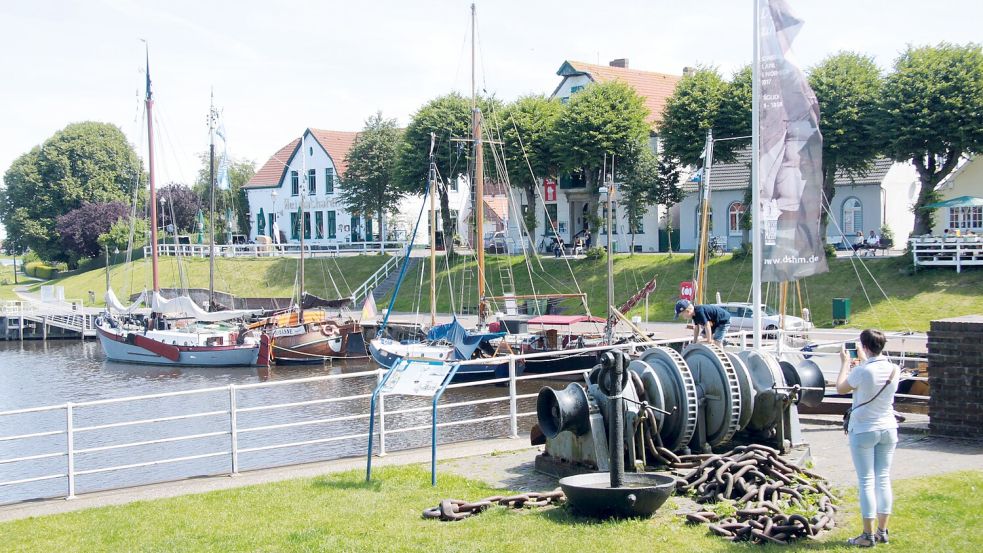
[928,315,983,438]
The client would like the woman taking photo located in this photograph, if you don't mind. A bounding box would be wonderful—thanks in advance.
[836,329,900,547]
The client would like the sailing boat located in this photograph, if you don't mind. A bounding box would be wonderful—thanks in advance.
[95,50,270,367]
[248,132,368,363]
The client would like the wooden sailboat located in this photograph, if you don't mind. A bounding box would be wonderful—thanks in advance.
[96,50,270,367]
[250,131,368,363]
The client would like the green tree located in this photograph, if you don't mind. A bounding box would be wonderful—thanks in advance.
[193,154,256,242]
[880,42,983,235]
[342,112,405,244]
[659,68,728,167]
[809,52,884,239]
[714,65,753,161]
[622,148,660,254]
[553,81,650,221]
[651,155,684,256]
[98,216,150,255]
[496,95,563,240]
[0,122,142,260]
[396,93,499,256]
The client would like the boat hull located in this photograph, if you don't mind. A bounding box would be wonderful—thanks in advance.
[368,338,510,379]
[269,322,368,363]
[97,326,266,367]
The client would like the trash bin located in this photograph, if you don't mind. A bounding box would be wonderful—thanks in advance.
[832,298,851,325]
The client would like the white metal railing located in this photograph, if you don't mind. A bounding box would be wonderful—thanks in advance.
[1,334,933,505]
[349,254,401,306]
[910,236,983,273]
[1,299,95,337]
[144,241,405,259]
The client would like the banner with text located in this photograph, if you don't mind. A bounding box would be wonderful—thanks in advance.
[758,0,828,281]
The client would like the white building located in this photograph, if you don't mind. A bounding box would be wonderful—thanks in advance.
[931,155,983,235]
[513,59,682,253]
[244,128,506,250]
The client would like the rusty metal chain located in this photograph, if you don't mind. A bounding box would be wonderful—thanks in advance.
[422,488,566,521]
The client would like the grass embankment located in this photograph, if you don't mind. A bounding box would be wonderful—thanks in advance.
[386,253,983,332]
[12,255,389,307]
[1,466,979,552]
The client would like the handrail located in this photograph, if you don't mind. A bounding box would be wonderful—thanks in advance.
[350,254,401,305]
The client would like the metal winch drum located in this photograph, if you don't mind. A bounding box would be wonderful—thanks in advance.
[535,344,824,476]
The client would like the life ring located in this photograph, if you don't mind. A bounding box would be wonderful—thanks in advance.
[321,323,338,337]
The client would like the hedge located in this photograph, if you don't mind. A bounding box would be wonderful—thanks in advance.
[24,261,58,279]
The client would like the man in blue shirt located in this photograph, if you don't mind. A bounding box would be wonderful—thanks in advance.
[674,299,731,346]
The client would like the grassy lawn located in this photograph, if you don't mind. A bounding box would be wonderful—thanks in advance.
[16,255,389,307]
[1,467,979,552]
[387,253,983,332]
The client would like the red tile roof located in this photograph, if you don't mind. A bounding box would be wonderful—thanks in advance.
[244,129,359,189]
[556,61,681,127]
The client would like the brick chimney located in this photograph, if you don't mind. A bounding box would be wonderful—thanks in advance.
[683,66,696,77]
[609,58,628,69]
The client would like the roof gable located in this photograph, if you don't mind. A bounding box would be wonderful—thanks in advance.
[553,60,681,126]
[244,129,359,190]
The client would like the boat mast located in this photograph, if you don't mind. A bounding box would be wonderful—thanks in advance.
[471,2,487,328]
[429,133,437,327]
[605,156,615,345]
[751,0,763,350]
[208,90,217,311]
[299,133,306,323]
[145,46,160,293]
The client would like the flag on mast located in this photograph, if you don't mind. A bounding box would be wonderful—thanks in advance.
[757,0,828,282]
[361,291,378,321]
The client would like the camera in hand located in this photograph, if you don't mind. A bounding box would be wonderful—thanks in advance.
[846,341,858,359]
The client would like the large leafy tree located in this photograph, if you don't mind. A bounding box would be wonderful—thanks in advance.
[495,95,563,239]
[396,93,499,255]
[55,202,130,268]
[342,112,405,243]
[0,122,142,260]
[553,81,650,219]
[622,148,660,253]
[880,42,983,235]
[659,68,728,167]
[98,216,149,256]
[809,52,884,239]
[193,154,256,240]
[714,66,753,161]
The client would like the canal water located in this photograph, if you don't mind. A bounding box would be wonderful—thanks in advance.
[0,340,546,505]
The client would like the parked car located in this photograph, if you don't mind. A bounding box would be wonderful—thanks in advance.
[484,231,511,254]
[713,302,812,332]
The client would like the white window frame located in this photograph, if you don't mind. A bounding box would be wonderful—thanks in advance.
[727,202,744,236]
[841,197,862,235]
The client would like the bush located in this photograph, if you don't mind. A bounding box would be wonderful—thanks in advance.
[732,242,752,259]
[583,247,607,262]
[824,243,837,258]
[25,261,58,279]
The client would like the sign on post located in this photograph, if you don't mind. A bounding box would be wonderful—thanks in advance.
[381,358,454,396]
[679,281,695,301]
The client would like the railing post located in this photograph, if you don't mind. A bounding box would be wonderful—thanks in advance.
[508,356,518,438]
[376,371,387,456]
[229,384,239,475]
[66,403,75,499]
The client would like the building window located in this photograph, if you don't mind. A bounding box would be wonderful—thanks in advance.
[324,168,334,194]
[560,97,569,104]
[269,214,276,239]
[601,204,618,235]
[950,206,983,230]
[290,171,299,196]
[728,202,745,236]
[544,204,558,235]
[365,217,373,241]
[309,146,313,156]
[308,169,316,195]
[629,212,644,235]
[315,211,324,239]
[570,85,584,94]
[695,206,713,237]
[290,212,299,240]
[842,197,862,235]
[256,213,264,237]
[327,210,336,239]
[351,215,361,242]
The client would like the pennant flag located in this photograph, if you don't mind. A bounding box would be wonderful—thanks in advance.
[689,167,703,183]
[196,209,205,244]
[757,0,828,282]
[215,118,230,190]
[361,291,378,321]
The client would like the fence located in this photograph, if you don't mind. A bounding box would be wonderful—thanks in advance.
[0,299,96,338]
[144,241,405,259]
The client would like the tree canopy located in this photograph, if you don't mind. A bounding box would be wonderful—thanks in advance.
[158,183,202,234]
[55,202,130,268]
[659,68,728,167]
[880,42,983,235]
[193,154,256,240]
[808,52,884,238]
[0,121,142,260]
[342,112,405,238]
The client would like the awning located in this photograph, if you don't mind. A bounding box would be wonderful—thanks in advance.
[527,315,605,325]
[922,196,983,209]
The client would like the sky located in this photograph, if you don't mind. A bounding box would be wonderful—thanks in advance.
[1,0,980,189]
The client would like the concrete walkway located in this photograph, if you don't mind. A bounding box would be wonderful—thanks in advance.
[3,421,980,523]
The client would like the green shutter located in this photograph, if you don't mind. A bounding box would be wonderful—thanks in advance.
[328,211,336,239]
[315,211,324,239]
[325,168,334,194]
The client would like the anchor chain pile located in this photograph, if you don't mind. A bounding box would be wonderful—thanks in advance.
[671,444,839,544]
[422,489,565,521]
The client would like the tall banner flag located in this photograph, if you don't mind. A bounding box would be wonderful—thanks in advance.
[758,0,828,281]
[215,119,230,190]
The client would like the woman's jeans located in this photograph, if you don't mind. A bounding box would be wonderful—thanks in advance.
[849,428,899,519]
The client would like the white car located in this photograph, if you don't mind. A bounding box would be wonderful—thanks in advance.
[713,303,812,332]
